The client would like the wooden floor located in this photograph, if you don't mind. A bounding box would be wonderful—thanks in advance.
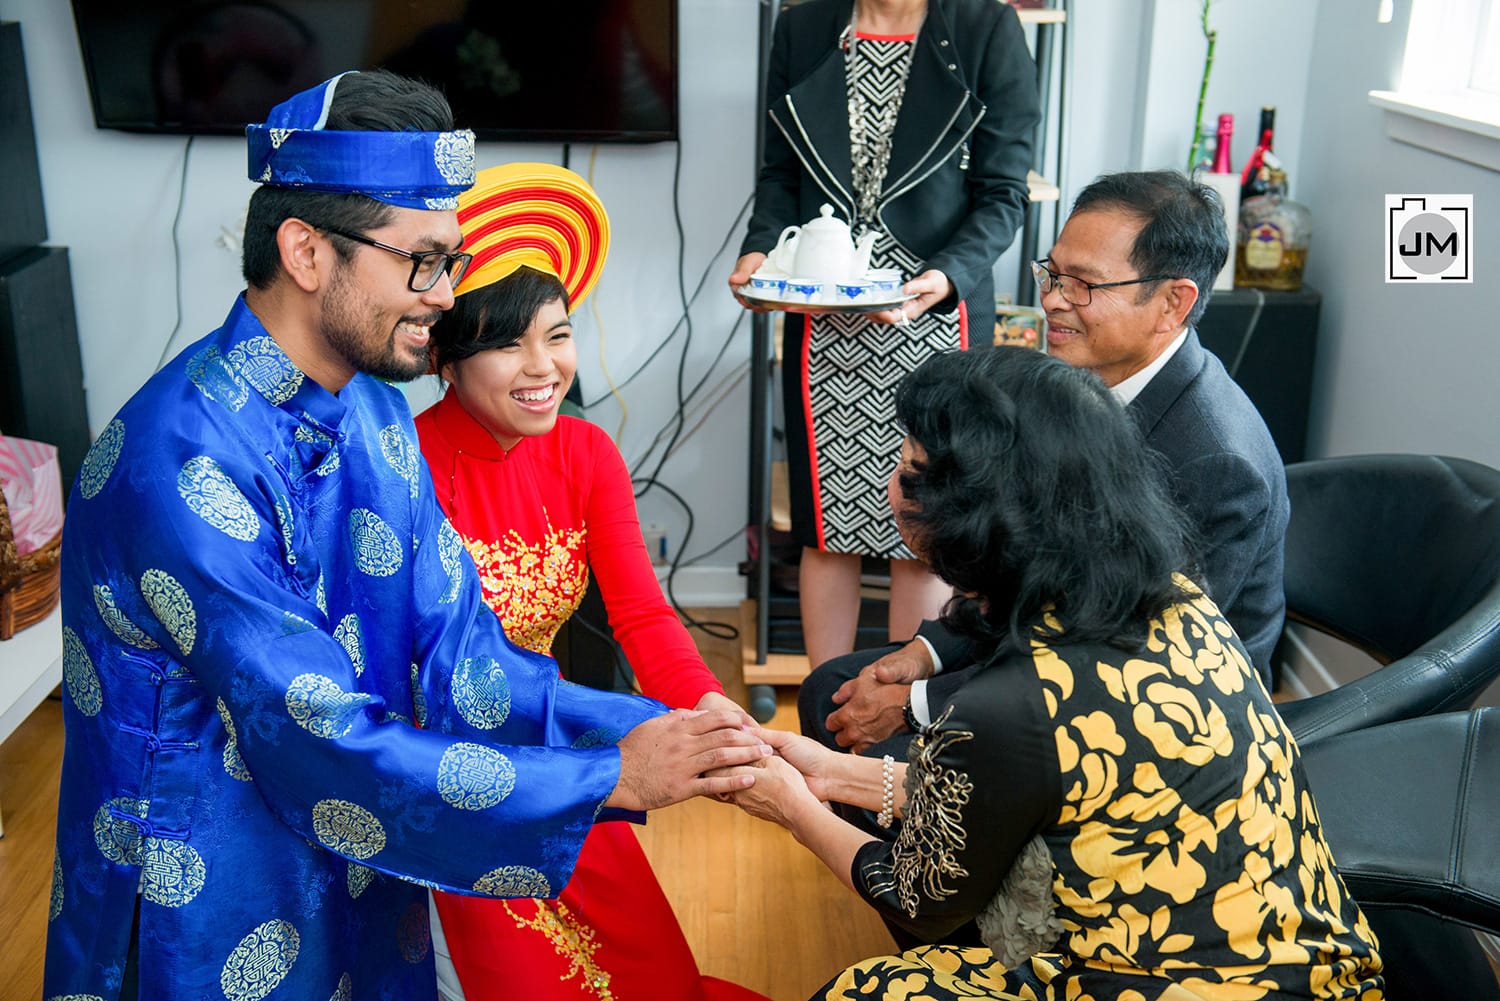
[639,608,896,1001]
[0,695,62,1001]
[0,612,893,1001]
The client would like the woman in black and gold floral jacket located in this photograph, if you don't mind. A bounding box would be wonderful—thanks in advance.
[726,346,1385,1001]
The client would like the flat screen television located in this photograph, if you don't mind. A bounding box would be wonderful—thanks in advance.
[69,0,679,143]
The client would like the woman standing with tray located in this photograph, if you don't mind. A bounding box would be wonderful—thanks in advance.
[729,0,1040,671]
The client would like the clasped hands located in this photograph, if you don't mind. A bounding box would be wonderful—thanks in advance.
[824,639,933,754]
[702,642,933,826]
[604,641,928,821]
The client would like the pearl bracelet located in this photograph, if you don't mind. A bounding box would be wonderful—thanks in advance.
[876,754,896,829]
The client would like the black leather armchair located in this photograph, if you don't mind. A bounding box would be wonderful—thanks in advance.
[1300,708,1500,997]
[1274,454,1500,747]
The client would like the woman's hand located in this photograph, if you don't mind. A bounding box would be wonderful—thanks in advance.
[759,727,840,803]
[872,269,954,326]
[729,252,776,313]
[721,753,822,828]
[694,690,756,729]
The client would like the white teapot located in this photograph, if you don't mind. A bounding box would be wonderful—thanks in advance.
[767,204,877,282]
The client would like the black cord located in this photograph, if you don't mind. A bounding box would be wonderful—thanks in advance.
[630,312,748,474]
[631,141,698,497]
[579,190,753,409]
[632,476,739,641]
[155,135,195,371]
[680,524,746,567]
[1226,288,1265,380]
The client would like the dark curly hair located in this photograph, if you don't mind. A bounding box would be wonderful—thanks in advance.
[893,347,1199,657]
[429,266,570,376]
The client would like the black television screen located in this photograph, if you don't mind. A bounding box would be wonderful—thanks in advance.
[69,0,679,143]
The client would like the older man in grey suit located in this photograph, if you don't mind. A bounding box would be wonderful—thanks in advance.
[803,170,1290,761]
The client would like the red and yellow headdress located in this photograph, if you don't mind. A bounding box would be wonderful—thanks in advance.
[455,162,610,312]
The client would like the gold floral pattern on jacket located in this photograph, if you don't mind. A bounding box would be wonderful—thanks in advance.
[461,509,587,655]
[503,899,614,1000]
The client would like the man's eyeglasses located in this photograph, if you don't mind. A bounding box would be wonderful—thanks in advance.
[322,227,473,293]
[1030,259,1177,307]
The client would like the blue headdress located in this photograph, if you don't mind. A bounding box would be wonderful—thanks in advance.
[246,72,476,210]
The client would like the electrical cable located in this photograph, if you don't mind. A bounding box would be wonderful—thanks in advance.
[155,135,195,371]
[679,525,747,568]
[664,366,749,464]
[631,475,739,640]
[629,358,748,472]
[597,152,754,629]
[631,140,696,498]
[627,313,747,472]
[579,190,753,408]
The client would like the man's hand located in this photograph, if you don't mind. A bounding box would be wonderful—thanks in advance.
[865,640,936,684]
[825,641,934,753]
[606,710,771,812]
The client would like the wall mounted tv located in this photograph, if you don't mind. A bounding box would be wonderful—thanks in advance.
[69,0,679,143]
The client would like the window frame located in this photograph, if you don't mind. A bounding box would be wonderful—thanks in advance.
[1367,0,1500,172]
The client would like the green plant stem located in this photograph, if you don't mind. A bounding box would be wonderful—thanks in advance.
[1187,1,1218,173]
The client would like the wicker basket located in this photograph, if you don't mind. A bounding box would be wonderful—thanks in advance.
[0,485,61,640]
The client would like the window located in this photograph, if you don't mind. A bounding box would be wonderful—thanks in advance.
[1368,0,1500,172]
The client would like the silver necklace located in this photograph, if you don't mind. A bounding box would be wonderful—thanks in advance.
[845,7,922,228]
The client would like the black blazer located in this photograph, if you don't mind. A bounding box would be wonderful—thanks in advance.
[741,0,1040,321]
[923,331,1290,688]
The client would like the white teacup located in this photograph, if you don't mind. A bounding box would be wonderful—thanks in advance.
[865,269,904,294]
[748,273,788,296]
[834,280,873,303]
[784,277,825,303]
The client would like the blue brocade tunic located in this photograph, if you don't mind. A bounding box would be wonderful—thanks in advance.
[43,295,665,999]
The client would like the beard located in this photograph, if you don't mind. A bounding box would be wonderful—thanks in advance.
[321,262,432,382]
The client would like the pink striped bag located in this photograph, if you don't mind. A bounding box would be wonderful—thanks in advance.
[0,435,63,556]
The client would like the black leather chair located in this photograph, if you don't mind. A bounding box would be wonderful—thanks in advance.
[1300,709,1500,997]
[1274,454,1500,747]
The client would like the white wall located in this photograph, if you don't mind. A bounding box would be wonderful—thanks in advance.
[1296,0,1500,467]
[0,0,759,602]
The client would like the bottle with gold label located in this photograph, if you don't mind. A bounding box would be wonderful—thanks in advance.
[1235,152,1311,291]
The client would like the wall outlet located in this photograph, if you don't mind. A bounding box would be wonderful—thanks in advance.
[642,525,669,566]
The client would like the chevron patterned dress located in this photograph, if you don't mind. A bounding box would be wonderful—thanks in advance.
[793,32,966,558]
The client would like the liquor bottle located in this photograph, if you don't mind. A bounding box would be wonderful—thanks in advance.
[1239,106,1277,202]
[1211,113,1234,173]
[1236,152,1312,291]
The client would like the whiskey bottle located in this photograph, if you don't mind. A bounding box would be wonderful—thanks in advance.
[1239,106,1277,202]
[1235,154,1311,291]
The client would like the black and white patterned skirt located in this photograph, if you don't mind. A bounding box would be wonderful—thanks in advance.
[782,233,969,558]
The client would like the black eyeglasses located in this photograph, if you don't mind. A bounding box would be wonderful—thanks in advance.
[322,227,473,293]
[1031,259,1179,307]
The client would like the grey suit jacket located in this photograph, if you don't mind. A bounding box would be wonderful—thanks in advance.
[922,330,1290,690]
